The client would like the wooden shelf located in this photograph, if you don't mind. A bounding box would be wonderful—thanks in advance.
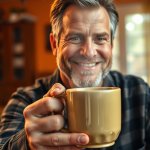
[0,21,35,105]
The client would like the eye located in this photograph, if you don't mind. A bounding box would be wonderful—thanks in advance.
[94,34,110,45]
[67,34,83,44]
[97,36,106,41]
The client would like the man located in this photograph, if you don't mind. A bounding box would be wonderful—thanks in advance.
[0,0,150,150]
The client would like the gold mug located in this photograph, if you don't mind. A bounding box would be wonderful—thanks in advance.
[65,87,121,148]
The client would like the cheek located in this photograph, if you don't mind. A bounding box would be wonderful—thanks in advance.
[99,45,112,60]
[59,44,79,61]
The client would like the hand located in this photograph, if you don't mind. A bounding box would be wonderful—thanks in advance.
[23,83,89,150]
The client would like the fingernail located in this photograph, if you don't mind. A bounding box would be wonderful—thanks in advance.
[77,135,87,144]
[51,88,60,95]
[54,88,60,92]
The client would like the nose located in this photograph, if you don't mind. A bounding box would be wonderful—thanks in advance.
[80,38,97,58]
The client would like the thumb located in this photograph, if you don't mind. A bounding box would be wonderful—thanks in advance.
[44,83,66,98]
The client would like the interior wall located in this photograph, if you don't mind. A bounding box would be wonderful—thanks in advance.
[26,0,56,76]
[0,0,56,77]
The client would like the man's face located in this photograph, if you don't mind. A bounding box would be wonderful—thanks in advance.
[52,6,112,88]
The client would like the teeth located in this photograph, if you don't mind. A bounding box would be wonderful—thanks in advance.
[80,63,96,67]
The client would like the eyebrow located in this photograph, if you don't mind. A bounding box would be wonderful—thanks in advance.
[94,31,109,35]
[63,30,110,39]
[93,32,110,39]
[64,32,83,38]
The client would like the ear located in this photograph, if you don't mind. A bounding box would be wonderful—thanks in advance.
[50,33,57,56]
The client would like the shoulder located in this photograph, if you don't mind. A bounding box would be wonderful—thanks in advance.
[106,71,150,97]
[109,70,148,87]
[11,69,61,103]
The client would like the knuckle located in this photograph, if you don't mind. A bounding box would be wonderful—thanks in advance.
[29,134,42,149]
[43,97,52,110]
[68,134,73,144]
[52,115,64,130]
[43,97,59,113]
[25,124,35,135]
[30,138,38,146]
[68,134,76,145]
[27,135,39,149]
[51,135,59,146]
[23,107,31,118]
[54,83,63,88]
[25,126,32,136]
[47,98,64,112]
[52,83,65,92]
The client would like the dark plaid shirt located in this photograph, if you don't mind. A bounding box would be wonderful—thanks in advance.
[0,69,150,150]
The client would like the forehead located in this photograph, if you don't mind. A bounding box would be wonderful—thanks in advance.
[62,5,110,28]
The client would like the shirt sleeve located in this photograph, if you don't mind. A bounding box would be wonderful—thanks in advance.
[0,95,29,150]
[0,130,29,150]
[0,72,58,150]
[0,82,47,150]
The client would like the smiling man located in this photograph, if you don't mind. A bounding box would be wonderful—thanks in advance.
[0,0,150,150]
[52,5,112,88]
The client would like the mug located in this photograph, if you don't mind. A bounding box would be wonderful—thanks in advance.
[65,87,121,148]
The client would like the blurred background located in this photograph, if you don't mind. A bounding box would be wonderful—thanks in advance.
[0,0,149,113]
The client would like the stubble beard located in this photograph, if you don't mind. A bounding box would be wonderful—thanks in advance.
[71,69,103,87]
[57,55,112,88]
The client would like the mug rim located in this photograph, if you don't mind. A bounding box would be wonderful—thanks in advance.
[66,87,120,92]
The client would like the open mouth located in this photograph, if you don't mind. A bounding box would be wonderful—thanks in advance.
[72,62,101,70]
[79,62,99,67]
[72,61,102,68]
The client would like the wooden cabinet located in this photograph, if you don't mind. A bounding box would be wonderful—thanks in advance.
[0,21,35,106]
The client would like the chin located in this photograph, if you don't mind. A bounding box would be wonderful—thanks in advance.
[71,72,103,88]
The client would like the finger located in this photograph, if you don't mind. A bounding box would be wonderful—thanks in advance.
[44,83,66,97]
[32,115,64,132]
[24,97,64,117]
[36,132,89,147]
